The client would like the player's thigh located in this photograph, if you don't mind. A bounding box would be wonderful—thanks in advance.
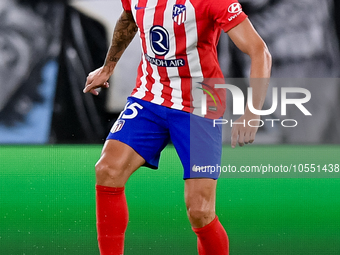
[185,178,217,209]
[95,139,145,187]
[184,178,217,227]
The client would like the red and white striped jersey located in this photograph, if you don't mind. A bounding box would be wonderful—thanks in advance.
[121,0,247,113]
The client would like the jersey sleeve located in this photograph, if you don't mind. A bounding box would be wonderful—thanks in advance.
[210,0,248,32]
[121,0,132,12]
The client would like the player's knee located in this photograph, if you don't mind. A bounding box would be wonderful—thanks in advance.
[186,207,215,225]
[95,160,126,184]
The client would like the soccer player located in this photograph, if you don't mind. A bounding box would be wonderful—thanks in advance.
[83,0,271,254]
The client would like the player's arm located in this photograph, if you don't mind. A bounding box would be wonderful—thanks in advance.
[83,10,138,95]
[227,18,272,148]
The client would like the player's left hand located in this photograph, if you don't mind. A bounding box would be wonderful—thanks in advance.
[231,112,260,148]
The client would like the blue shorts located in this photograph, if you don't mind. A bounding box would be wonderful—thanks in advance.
[107,97,222,179]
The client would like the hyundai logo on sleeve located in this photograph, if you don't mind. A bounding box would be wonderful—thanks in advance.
[228,3,242,13]
[150,25,169,56]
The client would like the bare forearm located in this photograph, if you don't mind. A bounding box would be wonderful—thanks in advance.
[227,19,272,112]
[246,46,272,113]
[104,11,138,74]
[227,18,272,147]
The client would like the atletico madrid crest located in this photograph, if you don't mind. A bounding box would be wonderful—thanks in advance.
[110,120,125,133]
[172,4,186,25]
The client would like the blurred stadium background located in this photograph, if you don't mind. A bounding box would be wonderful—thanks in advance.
[1,0,340,254]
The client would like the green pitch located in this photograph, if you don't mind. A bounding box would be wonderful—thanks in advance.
[0,145,339,254]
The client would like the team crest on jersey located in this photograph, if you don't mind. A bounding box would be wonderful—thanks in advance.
[172,5,186,25]
[110,120,125,133]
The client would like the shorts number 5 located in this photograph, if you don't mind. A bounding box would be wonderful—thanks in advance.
[120,102,144,120]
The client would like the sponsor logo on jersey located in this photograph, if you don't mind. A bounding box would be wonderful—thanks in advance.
[228,3,242,14]
[150,25,169,56]
[135,4,146,10]
[145,54,186,67]
[110,120,125,133]
[227,3,243,22]
[172,4,186,25]
[148,25,185,67]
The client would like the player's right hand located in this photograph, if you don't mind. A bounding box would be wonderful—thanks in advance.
[83,66,112,96]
